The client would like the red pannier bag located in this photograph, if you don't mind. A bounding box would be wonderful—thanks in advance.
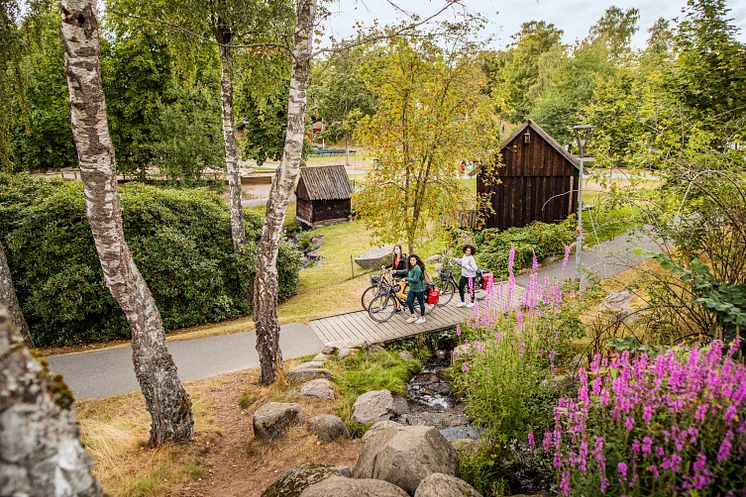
[481,272,494,289]
[427,287,440,305]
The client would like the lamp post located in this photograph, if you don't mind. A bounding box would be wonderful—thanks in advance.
[573,124,594,287]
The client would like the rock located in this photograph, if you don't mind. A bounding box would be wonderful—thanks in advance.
[364,420,403,440]
[253,403,305,442]
[440,426,481,441]
[451,344,471,364]
[599,290,640,325]
[307,415,349,443]
[287,367,334,383]
[307,250,321,260]
[449,439,480,458]
[338,347,361,359]
[300,476,408,497]
[392,396,410,415]
[353,390,396,425]
[414,473,483,497]
[321,344,338,355]
[335,466,352,478]
[398,350,415,361]
[261,464,342,497]
[354,246,395,271]
[353,423,459,495]
[368,344,385,354]
[295,361,324,370]
[300,379,335,400]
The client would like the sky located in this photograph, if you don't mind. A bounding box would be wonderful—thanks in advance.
[320,0,746,49]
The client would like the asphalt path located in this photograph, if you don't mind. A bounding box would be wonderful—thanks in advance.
[48,323,322,401]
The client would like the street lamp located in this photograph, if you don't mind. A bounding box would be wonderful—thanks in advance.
[573,124,594,287]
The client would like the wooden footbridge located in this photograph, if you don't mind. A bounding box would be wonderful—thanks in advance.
[309,284,525,346]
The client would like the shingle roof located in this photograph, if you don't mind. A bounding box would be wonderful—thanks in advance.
[298,165,352,200]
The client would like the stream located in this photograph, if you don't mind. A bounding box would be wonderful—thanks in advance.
[392,335,481,441]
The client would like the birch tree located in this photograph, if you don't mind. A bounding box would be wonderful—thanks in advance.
[0,241,32,347]
[253,0,316,385]
[60,0,193,446]
[0,307,103,496]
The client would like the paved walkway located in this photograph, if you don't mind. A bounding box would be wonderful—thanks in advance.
[47,232,658,401]
[48,323,322,401]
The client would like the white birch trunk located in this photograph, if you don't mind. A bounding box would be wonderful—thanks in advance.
[0,241,32,347]
[60,0,193,446]
[216,24,246,252]
[0,307,104,497]
[253,0,316,385]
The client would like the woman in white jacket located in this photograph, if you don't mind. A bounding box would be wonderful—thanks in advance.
[453,244,478,308]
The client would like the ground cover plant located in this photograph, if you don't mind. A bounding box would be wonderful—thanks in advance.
[0,174,301,345]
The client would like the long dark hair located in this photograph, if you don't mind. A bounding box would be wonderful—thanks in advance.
[408,254,426,273]
[393,244,404,258]
[462,244,477,256]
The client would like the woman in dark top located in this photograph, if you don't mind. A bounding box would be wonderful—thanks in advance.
[386,244,408,276]
[405,254,427,324]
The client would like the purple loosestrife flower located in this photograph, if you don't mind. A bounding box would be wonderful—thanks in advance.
[456,323,461,337]
[560,470,571,496]
[617,462,628,481]
[528,432,535,450]
[519,342,525,360]
[508,246,516,275]
[543,432,552,452]
[532,254,539,272]
[562,245,571,267]
[625,416,635,431]
[462,361,469,373]
[516,309,523,327]
[718,430,734,462]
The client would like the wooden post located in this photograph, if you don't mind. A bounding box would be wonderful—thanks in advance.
[350,254,355,279]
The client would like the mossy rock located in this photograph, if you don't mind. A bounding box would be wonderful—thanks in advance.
[261,464,342,497]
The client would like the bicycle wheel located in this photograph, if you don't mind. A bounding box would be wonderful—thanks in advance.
[437,280,456,306]
[368,294,396,323]
[360,285,378,310]
[474,282,486,301]
[423,295,437,315]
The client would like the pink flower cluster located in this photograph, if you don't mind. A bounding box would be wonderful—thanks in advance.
[545,340,746,496]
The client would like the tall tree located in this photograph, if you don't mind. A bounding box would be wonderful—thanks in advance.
[0,306,103,496]
[60,0,193,446]
[496,20,563,123]
[0,241,31,346]
[253,0,316,386]
[354,36,500,253]
[588,6,640,60]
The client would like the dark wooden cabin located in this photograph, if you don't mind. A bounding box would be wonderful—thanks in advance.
[474,120,579,230]
[295,165,352,228]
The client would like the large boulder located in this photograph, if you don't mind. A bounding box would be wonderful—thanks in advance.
[300,476,408,497]
[307,414,349,443]
[353,423,458,495]
[300,379,335,400]
[354,246,394,271]
[252,403,305,442]
[286,364,334,383]
[353,390,396,425]
[261,464,342,497]
[414,473,483,497]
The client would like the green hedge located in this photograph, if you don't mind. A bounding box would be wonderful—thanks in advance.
[473,219,576,279]
[0,175,301,346]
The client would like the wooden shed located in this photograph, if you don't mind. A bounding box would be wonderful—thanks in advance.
[474,120,579,230]
[295,165,352,228]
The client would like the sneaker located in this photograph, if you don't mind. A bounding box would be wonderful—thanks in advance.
[406,316,418,323]
[466,302,475,308]
[394,307,402,313]
[455,302,466,308]
[415,318,426,324]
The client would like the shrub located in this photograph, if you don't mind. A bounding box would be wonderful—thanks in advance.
[546,341,746,497]
[0,175,301,346]
[473,219,575,278]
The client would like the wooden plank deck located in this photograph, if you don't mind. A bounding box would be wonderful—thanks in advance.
[309,283,526,346]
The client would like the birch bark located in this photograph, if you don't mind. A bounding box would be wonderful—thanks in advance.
[0,307,103,497]
[0,241,32,347]
[60,0,193,446]
[253,0,316,385]
[216,22,246,252]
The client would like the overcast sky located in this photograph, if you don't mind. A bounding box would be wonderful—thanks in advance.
[320,0,746,49]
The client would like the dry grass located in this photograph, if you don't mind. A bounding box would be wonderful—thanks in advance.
[76,365,361,497]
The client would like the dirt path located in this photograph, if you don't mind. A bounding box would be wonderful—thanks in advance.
[179,371,361,497]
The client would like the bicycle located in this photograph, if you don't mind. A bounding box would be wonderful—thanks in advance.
[434,257,492,306]
[360,267,394,311]
[367,278,437,323]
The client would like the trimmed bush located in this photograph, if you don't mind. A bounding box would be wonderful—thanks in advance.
[473,218,575,278]
[0,174,301,346]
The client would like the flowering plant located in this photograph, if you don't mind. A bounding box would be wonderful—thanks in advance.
[546,340,746,496]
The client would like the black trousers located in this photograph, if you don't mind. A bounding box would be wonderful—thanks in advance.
[458,275,475,303]
[406,290,425,316]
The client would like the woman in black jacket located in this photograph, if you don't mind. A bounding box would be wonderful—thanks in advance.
[385,244,408,311]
